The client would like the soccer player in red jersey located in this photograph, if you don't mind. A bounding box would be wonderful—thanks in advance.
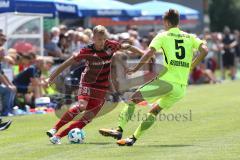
[45,25,144,144]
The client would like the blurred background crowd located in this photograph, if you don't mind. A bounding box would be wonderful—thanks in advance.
[1,24,240,117]
[0,0,240,117]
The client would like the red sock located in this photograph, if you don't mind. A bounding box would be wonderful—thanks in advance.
[56,117,89,138]
[56,107,101,138]
[56,98,103,138]
[54,104,82,131]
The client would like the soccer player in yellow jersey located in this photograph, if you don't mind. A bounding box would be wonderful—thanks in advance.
[99,9,208,146]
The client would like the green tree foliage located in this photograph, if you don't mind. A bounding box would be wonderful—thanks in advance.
[209,0,240,31]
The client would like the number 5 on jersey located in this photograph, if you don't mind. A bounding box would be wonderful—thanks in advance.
[175,39,185,60]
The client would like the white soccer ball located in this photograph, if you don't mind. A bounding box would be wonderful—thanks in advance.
[68,128,85,144]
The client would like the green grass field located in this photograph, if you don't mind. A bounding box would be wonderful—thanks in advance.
[1,81,240,160]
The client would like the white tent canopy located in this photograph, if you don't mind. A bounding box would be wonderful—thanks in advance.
[0,13,45,55]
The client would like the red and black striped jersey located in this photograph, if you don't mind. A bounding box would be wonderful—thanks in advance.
[73,39,121,90]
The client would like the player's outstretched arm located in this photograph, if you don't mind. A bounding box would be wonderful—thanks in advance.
[47,56,75,85]
[191,43,208,71]
[127,47,156,74]
[120,43,145,56]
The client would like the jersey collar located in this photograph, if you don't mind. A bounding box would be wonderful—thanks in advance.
[168,27,180,33]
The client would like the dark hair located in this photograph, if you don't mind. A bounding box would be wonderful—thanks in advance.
[163,9,180,26]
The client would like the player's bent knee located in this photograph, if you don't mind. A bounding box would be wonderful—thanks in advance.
[69,100,88,114]
[78,99,88,110]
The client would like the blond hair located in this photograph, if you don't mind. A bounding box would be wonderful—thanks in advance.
[93,25,108,37]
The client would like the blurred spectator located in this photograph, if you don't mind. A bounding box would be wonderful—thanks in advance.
[222,26,237,80]
[59,25,68,35]
[118,32,135,58]
[148,29,157,41]
[44,31,64,58]
[83,28,93,40]
[65,30,77,54]
[3,49,18,66]
[12,56,49,107]
[76,32,91,51]
[128,29,141,48]
[126,25,138,32]
[211,33,224,72]
[140,38,150,52]
[76,27,84,32]
[118,32,130,42]
[13,41,35,54]
[191,62,217,84]
[50,27,60,44]
[0,33,16,116]
[41,56,54,95]
[203,30,217,72]
[58,34,71,55]
[4,49,36,75]
[233,30,240,64]
[2,23,240,113]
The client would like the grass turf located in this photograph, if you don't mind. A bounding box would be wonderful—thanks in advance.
[0,81,240,160]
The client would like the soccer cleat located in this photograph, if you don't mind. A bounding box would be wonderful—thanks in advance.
[46,128,57,138]
[0,120,12,131]
[49,136,61,144]
[99,128,122,140]
[117,136,136,146]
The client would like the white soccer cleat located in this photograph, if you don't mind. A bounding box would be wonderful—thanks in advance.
[46,128,57,138]
[0,120,12,131]
[49,136,61,145]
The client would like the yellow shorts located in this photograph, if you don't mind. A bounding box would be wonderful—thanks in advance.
[139,79,186,109]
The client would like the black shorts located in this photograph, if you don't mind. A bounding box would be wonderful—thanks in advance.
[14,84,29,94]
[223,52,235,68]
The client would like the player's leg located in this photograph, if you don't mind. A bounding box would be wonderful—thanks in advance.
[99,63,163,137]
[118,79,173,132]
[50,98,104,144]
[46,99,88,137]
[53,110,98,139]
[99,79,172,139]
[117,103,162,146]
[229,53,236,80]
[117,83,186,146]
[0,86,13,116]
[118,92,144,131]
[47,84,91,137]
[99,91,144,140]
